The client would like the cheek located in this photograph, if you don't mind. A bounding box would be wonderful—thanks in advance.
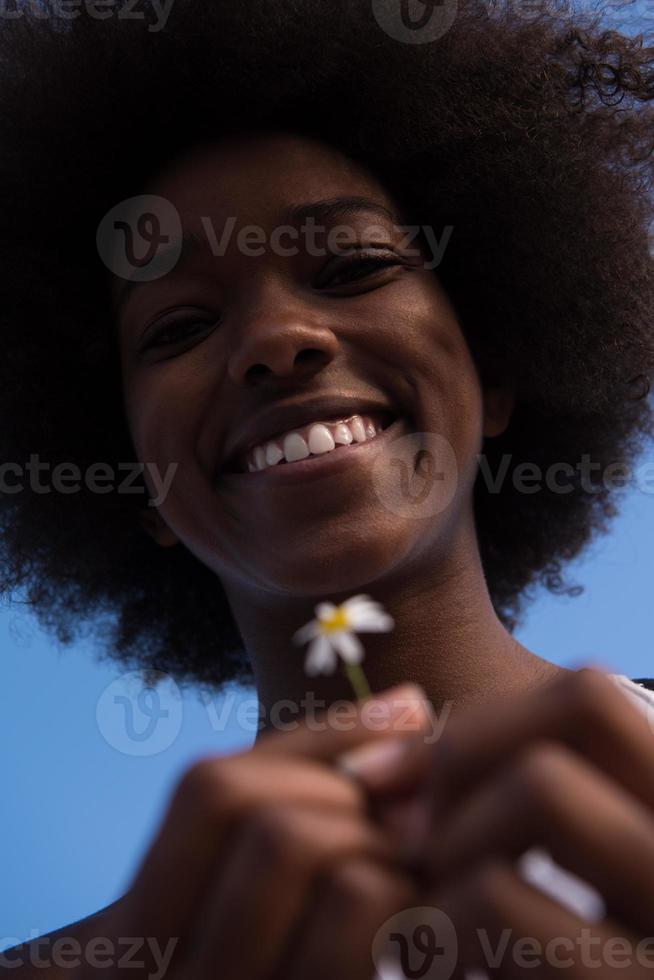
[121,361,208,499]
[386,279,485,480]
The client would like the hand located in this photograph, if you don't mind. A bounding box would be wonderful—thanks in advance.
[67,683,432,980]
[346,668,654,978]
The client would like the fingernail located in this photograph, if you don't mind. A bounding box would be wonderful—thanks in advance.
[360,683,432,732]
[337,736,410,787]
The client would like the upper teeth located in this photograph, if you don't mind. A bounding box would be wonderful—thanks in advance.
[246,413,383,472]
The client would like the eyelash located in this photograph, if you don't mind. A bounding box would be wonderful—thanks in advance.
[140,316,217,352]
[140,251,407,351]
[316,250,407,288]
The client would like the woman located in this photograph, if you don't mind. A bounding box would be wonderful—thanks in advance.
[3,0,654,976]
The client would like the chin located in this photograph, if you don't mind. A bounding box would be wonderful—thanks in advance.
[256,525,418,599]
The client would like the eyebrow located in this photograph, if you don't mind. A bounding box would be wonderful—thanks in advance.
[113,196,401,316]
[285,196,401,226]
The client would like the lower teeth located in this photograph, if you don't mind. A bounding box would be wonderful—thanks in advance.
[279,442,347,465]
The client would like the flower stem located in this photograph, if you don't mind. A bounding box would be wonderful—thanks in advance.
[343,662,373,702]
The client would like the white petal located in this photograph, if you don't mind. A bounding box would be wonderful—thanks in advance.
[341,594,376,614]
[349,603,383,620]
[316,602,337,620]
[343,598,387,620]
[292,620,319,645]
[331,630,364,664]
[347,605,383,623]
[350,610,395,632]
[305,635,337,675]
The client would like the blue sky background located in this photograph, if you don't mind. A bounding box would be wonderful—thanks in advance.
[4,0,654,953]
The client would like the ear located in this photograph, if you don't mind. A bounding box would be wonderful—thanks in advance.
[139,507,180,547]
[482,383,516,438]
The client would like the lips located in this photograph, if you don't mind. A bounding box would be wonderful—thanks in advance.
[219,397,399,475]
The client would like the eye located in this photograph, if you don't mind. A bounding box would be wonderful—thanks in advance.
[315,248,410,290]
[139,314,219,353]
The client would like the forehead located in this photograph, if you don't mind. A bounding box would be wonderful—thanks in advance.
[145,132,395,223]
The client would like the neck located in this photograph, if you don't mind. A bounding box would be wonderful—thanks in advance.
[221,515,568,737]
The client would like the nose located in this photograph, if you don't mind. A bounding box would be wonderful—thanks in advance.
[226,299,340,387]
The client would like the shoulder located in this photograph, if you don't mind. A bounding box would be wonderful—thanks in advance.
[630,677,654,691]
[609,673,654,710]
[1,897,125,978]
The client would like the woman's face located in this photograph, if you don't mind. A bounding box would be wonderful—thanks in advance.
[114,132,512,599]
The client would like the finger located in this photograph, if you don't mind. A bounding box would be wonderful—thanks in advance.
[119,752,369,951]
[343,668,654,812]
[255,682,434,762]
[181,804,396,980]
[280,857,417,980]
[432,667,654,814]
[423,740,654,937]
[428,859,645,980]
[370,789,436,871]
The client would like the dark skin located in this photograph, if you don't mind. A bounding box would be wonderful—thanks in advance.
[8,133,654,979]
[117,131,567,715]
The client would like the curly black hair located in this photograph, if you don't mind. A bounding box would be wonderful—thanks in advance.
[0,0,653,692]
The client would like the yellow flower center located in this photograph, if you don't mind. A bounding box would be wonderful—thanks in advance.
[319,607,350,633]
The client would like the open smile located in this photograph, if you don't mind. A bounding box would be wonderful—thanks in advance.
[218,414,411,487]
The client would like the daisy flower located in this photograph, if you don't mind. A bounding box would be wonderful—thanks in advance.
[292,593,394,700]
